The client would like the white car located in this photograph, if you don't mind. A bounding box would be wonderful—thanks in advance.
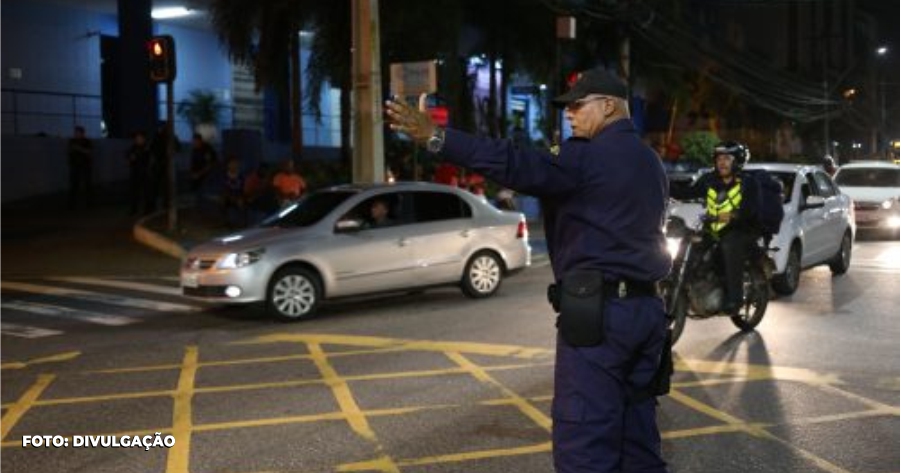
[181,182,531,320]
[667,163,855,295]
[833,161,900,236]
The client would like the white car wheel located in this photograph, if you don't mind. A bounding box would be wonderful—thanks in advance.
[267,267,321,321]
[461,252,503,298]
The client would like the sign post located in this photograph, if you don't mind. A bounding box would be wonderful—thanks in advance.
[390,61,437,181]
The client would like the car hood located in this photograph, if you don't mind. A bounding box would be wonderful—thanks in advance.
[190,226,317,254]
[840,187,899,203]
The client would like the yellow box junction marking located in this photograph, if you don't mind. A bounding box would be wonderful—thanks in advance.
[1,351,80,370]
[307,342,400,473]
[1,374,55,441]
[0,332,895,473]
[166,346,198,473]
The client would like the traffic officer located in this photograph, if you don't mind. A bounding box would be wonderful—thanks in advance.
[386,67,672,473]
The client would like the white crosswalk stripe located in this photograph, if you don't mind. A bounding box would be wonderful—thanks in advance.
[1,277,203,338]
[2,300,139,326]
[1,280,199,312]
[0,322,63,338]
[48,276,181,296]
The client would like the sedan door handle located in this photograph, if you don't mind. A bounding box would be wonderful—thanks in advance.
[398,237,409,247]
[460,229,471,238]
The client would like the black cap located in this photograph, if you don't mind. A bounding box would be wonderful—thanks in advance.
[553,67,628,107]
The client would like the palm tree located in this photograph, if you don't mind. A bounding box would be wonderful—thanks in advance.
[209,0,311,159]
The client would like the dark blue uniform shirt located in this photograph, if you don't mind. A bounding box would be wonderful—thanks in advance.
[442,119,671,282]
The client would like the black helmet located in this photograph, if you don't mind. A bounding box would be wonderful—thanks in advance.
[713,141,750,170]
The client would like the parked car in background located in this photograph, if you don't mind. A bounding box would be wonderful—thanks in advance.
[833,161,900,237]
[667,163,855,296]
[181,182,531,320]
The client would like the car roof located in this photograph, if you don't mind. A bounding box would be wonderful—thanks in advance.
[320,181,466,193]
[837,160,900,170]
[744,162,808,173]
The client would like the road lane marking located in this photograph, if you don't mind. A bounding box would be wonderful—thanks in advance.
[2,300,138,326]
[0,374,55,441]
[338,441,553,471]
[1,280,199,312]
[308,342,400,473]
[0,322,63,338]
[243,333,553,360]
[445,351,551,431]
[166,346,198,473]
[1,351,80,370]
[0,333,894,473]
[48,276,182,296]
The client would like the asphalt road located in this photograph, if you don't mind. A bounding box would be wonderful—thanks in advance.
[1,204,898,473]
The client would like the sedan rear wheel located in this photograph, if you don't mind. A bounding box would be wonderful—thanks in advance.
[461,251,503,298]
[267,267,321,321]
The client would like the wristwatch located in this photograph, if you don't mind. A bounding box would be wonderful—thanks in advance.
[426,127,446,153]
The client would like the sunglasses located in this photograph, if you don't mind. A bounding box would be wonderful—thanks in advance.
[565,95,614,110]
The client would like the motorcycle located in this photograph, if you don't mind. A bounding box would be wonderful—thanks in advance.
[660,211,775,344]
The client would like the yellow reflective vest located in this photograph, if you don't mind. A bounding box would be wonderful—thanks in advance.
[706,178,742,235]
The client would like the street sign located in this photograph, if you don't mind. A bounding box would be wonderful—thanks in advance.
[390,60,436,97]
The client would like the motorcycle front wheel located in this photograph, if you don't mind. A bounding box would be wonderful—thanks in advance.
[731,264,769,332]
[660,280,688,345]
[670,295,688,345]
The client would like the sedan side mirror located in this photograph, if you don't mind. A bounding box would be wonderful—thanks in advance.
[801,195,826,211]
[335,219,364,233]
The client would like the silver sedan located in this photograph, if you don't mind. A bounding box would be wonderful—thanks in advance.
[181,182,531,320]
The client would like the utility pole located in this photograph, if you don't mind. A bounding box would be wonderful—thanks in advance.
[351,0,385,184]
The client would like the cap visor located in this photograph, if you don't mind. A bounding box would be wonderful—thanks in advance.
[552,89,585,108]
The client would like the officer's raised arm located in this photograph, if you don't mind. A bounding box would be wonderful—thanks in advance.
[384,94,577,197]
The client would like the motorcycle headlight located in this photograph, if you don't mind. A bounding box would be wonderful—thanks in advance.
[666,237,682,259]
[217,248,266,269]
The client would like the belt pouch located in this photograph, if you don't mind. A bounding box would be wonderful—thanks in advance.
[558,270,606,346]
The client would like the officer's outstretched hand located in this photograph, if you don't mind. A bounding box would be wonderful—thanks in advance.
[385,93,436,145]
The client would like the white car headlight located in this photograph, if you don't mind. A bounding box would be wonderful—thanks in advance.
[881,197,899,210]
[217,248,265,269]
[666,237,682,259]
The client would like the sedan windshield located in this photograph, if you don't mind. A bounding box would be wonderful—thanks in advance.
[835,168,900,188]
[260,190,357,228]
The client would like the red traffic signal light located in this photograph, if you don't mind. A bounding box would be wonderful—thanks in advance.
[147,35,176,83]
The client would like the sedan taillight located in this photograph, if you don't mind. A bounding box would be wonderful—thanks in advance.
[516,219,528,239]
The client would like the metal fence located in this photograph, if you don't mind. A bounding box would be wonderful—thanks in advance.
[2,88,341,146]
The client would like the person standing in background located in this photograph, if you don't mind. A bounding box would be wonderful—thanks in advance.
[67,125,93,209]
[125,131,151,216]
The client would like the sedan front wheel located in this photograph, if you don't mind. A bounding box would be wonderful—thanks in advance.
[461,251,503,298]
[267,266,322,321]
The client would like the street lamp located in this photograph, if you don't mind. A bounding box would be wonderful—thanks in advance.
[876,45,889,159]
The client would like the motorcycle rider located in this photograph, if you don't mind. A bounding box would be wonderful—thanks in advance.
[673,141,760,315]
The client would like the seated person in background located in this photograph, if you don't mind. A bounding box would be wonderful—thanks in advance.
[272,158,307,207]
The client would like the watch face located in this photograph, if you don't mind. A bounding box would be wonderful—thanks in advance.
[427,136,442,153]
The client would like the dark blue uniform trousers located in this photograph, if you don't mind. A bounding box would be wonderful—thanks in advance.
[552,296,669,473]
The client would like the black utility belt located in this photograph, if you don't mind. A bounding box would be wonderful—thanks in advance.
[547,271,658,347]
[547,279,657,309]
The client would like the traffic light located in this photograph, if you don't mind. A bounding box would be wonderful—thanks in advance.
[147,35,176,83]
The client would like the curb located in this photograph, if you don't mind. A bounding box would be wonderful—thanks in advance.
[133,214,186,260]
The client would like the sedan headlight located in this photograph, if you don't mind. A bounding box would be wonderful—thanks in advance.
[881,197,899,210]
[217,248,265,269]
